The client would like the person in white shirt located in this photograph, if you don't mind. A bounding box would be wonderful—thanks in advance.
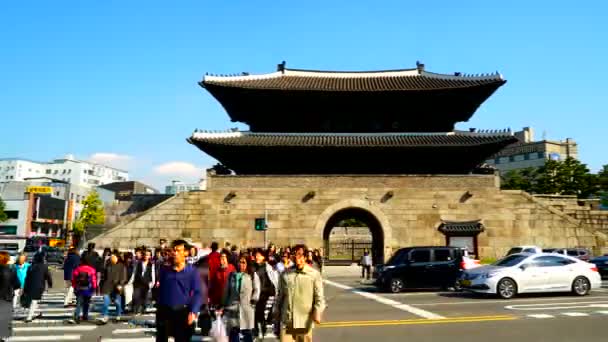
[360,249,373,280]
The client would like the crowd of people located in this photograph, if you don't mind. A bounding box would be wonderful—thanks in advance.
[0,239,327,342]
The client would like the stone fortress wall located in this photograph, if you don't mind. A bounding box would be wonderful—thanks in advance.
[91,173,607,260]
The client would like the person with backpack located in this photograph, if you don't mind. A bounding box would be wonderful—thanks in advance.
[68,257,97,324]
[81,243,102,296]
[23,253,52,323]
[0,251,20,339]
[98,251,127,324]
[222,255,260,342]
[63,247,80,307]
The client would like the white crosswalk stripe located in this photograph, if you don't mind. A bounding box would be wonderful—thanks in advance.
[527,314,554,319]
[561,312,590,317]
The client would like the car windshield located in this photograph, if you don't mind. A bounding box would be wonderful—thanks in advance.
[386,250,407,265]
[506,248,523,255]
[493,254,528,267]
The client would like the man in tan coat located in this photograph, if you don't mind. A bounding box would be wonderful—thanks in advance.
[274,244,325,342]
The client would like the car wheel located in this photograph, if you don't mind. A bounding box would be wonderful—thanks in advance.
[497,278,517,299]
[571,276,591,296]
[388,278,404,293]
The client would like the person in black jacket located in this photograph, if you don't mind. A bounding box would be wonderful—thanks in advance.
[63,247,80,307]
[0,251,20,339]
[23,253,52,323]
[98,251,127,324]
[130,249,155,315]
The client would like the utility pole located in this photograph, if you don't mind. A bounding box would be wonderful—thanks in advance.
[264,208,268,248]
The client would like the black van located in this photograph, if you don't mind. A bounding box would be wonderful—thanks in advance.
[375,246,466,293]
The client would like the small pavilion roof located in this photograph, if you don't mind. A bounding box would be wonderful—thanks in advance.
[201,62,504,92]
[438,220,486,235]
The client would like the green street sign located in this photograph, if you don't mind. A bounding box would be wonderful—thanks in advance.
[254,217,267,231]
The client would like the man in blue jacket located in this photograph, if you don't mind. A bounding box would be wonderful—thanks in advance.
[63,247,80,307]
[156,239,202,342]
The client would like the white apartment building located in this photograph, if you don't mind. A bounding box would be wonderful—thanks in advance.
[0,155,128,187]
[165,179,207,194]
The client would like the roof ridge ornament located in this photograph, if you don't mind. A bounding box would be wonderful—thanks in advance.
[277,61,286,73]
[416,60,425,73]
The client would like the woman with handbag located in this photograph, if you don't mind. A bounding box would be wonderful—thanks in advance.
[0,251,20,340]
[222,255,260,342]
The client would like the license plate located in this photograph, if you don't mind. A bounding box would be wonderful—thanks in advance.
[460,280,471,287]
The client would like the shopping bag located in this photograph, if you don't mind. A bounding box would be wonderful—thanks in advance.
[210,316,228,342]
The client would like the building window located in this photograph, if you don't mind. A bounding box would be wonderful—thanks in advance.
[55,191,60,196]
[9,176,13,179]
[509,156,515,162]
[538,152,545,159]
[4,211,18,219]
[494,157,500,164]
[0,226,18,235]
[53,170,58,174]
[68,169,71,174]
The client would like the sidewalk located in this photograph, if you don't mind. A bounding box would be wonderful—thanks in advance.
[324,264,364,278]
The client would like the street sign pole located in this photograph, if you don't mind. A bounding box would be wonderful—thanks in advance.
[264,208,268,248]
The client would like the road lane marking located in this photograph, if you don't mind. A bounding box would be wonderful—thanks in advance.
[7,336,82,341]
[324,279,445,319]
[13,325,98,332]
[562,312,589,317]
[101,338,213,342]
[113,328,156,334]
[414,296,608,306]
[319,315,517,328]
[527,314,554,318]
[505,301,608,311]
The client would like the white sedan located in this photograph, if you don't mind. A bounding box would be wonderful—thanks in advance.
[460,253,602,299]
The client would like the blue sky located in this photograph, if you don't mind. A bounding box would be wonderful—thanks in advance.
[1,1,606,189]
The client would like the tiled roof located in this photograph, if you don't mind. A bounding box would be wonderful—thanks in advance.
[438,220,485,235]
[201,67,505,92]
[188,131,518,148]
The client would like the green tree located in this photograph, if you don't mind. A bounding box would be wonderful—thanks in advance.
[0,196,7,222]
[501,168,537,192]
[535,157,598,198]
[73,191,105,234]
[599,164,608,206]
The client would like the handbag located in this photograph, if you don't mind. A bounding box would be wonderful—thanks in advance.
[210,315,228,342]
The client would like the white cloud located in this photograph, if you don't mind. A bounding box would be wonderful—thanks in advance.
[89,153,132,170]
[153,161,203,180]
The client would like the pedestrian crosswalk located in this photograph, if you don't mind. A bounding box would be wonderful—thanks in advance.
[9,291,277,341]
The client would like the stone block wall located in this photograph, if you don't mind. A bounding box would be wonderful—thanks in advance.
[91,174,607,259]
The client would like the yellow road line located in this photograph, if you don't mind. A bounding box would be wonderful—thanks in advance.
[319,315,517,328]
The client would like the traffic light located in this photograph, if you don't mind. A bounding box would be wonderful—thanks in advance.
[254,217,267,231]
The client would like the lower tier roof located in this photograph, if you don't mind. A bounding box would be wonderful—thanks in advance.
[188,131,517,175]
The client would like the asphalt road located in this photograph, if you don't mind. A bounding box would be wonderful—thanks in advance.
[9,269,608,341]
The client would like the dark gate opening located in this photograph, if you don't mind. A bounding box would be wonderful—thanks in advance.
[323,208,384,265]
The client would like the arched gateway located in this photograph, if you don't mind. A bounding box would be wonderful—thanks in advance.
[315,200,391,265]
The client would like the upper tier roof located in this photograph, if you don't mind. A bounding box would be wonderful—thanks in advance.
[201,64,504,92]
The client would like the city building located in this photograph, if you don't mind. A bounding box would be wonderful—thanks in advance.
[0,154,129,187]
[94,62,606,260]
[98,181,158,201]
[484,127,578,173]
[164,179,206,195]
